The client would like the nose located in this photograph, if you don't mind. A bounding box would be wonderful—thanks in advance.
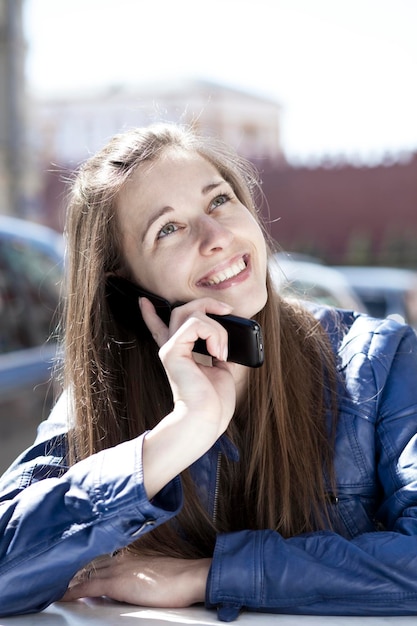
[197,215,234,255]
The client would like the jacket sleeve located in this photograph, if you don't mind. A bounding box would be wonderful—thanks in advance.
[206,321,417,622]
[0,429,182,616]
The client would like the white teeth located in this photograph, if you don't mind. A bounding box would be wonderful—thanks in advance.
[205,258,246,285]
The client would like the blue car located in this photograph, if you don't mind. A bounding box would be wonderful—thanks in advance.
[0,216,64,474]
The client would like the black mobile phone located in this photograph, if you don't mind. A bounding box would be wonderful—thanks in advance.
[106,275,264,368]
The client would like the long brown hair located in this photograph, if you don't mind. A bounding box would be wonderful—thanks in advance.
[61,123,338,558]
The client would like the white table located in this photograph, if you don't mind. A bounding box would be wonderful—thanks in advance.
[1,599,416,626]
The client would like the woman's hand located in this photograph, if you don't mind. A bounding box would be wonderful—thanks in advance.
[62,552,211,608]
[139,297,238,499]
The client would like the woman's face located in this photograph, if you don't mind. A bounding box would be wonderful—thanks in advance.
[116,148,268,319]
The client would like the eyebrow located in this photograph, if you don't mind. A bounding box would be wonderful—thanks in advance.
[141,179,226,242]
[202,180,224,194]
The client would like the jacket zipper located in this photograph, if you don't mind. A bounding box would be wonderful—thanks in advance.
[212,451,221,525]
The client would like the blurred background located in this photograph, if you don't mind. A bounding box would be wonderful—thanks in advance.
[0,0,416,473]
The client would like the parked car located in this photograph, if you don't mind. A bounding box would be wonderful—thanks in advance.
[270,253,367,312]
[335,266,417,329]
[0,215,64,474]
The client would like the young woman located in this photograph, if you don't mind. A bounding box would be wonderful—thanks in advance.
[1,123,417,620]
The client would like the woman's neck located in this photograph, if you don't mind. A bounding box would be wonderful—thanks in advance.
[230,363,249,404]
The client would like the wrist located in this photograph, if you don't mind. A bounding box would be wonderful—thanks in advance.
[186,558,211,604]
[142,408,219,500]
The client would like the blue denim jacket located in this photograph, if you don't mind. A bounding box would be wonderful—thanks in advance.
[1,307,417,620]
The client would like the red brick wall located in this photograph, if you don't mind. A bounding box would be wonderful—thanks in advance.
[259,154,417,265]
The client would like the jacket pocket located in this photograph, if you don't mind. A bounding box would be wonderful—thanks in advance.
[327,494,377,538]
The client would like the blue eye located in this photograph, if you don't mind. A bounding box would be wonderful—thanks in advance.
[210,193,231,210]
[157,222,178,239]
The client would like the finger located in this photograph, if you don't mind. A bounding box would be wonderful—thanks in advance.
[168,300,233,361]
[61,578,106,601]
[160,313,229,363]
[139,297,169,348]
[169,299,232,331]
[190,315,229,363]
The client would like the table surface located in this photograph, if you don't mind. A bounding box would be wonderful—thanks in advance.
[1,600,417,626]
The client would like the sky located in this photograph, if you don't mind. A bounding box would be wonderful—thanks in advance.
[23,0,417,163]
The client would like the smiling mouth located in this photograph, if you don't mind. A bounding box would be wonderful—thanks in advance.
[198,257,247,286]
